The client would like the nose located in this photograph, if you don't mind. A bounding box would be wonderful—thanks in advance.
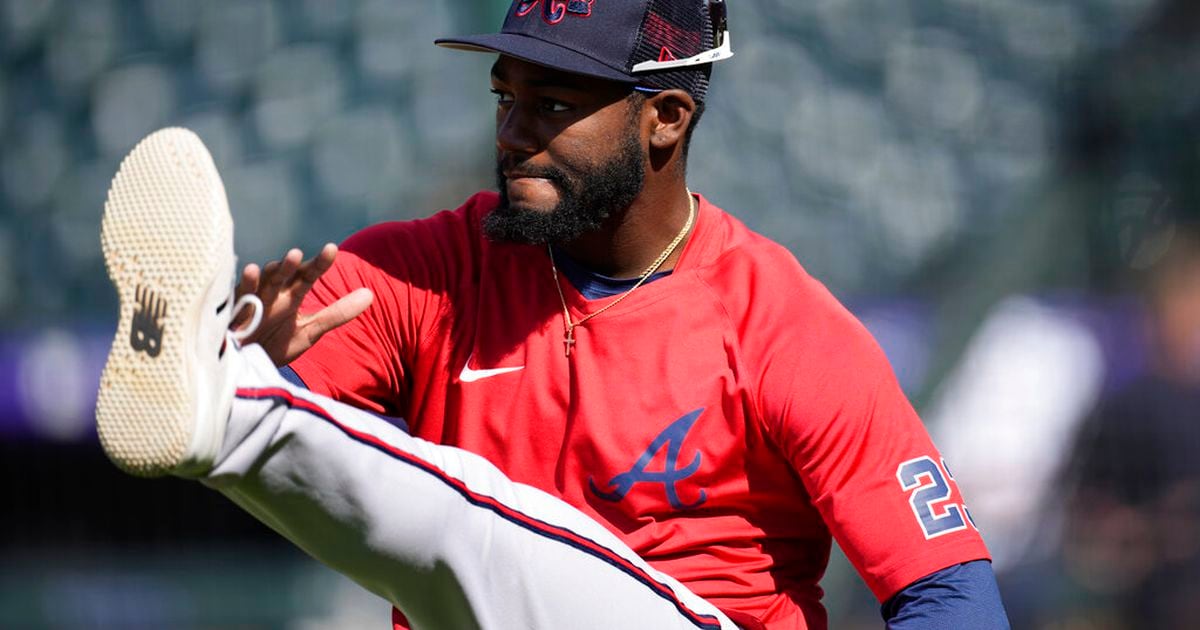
[496,102,540,157]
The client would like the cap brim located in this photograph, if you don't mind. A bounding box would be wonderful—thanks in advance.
[435,33,636,84]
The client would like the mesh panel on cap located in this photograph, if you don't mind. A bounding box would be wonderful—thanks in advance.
[630,0,715,102]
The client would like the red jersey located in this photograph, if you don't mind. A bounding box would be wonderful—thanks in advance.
[291,191,990,628]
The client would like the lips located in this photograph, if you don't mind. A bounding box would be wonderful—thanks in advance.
[505,176,553,197]
[503,170,562,201]
[499,155,562,184]
[505,172,547,181]
[495,157,568,210]
[503,166,558,181]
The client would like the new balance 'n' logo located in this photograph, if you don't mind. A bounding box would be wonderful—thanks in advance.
[130,285,166,358]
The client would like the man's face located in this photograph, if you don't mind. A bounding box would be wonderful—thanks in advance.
[485,56,647,245]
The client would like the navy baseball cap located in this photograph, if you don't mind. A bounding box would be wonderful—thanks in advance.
[435,0,733,102]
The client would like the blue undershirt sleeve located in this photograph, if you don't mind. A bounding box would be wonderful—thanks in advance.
[881,559,1010,629]
[279,364,410,433]
[279,365,309,389]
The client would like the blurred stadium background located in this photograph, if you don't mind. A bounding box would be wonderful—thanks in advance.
[2,0,1198,627]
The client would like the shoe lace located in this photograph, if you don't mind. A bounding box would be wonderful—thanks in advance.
[229,294,263,342]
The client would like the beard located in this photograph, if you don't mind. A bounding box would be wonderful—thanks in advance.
[484,126,646,245]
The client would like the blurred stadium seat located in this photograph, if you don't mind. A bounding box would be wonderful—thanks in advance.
[0,0,1160,326]
[3,0,1191,627]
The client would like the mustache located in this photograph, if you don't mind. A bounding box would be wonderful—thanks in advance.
[496,157,569,186]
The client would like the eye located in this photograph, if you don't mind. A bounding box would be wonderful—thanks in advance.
[541,99,572,113]
[490,89,514,106]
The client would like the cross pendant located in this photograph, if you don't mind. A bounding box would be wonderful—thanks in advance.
[563,328,576,357]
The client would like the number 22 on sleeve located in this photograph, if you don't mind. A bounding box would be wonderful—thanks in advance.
[896,456,978,539]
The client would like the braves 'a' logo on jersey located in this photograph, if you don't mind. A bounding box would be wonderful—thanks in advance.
[589,408,708,510]
[515,0,594,25]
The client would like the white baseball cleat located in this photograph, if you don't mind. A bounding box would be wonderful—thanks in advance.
[96,128,260,478]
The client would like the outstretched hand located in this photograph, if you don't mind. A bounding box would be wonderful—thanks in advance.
[232,243,373,367]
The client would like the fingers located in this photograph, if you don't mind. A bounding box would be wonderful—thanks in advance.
[286,243,338,308]
[233,244,345,361]
[253,244,337,293]
[301,287,374,345]
[231,264,261,328]
[298,243,338,284]
[237,264,260,297]
[263,248,303,289]
[263,245,332,311]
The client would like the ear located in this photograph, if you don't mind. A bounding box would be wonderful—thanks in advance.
[646,89,695,152]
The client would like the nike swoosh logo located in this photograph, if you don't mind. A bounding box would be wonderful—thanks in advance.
[459,353,524,383]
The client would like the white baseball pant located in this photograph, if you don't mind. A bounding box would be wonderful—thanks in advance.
[202,344,738,630]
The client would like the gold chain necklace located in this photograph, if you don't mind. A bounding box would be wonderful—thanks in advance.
[549,192,697,358]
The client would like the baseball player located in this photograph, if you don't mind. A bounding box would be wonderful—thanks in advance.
[95,1,1009,628]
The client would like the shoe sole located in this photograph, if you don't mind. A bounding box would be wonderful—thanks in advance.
[96,128,233,477]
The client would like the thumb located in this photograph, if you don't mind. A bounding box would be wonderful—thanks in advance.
[303,287,375,343]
